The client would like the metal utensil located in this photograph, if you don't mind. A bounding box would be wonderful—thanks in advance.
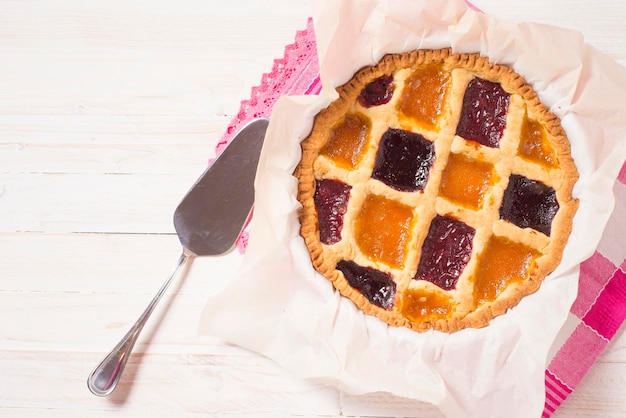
[87,118,270,397]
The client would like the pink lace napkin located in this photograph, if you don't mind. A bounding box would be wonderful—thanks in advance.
[217,17,626,418]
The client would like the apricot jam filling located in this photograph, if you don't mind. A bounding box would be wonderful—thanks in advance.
[314,179,352,245]
[320,112,371,170]
[439,153,496,209]
[354,194,414,269]
[473,235,540,306]
[371,128,436,192]
[519,112,557,167]
[398,64,450,130]
[456,77,510,148]
[414,215,475,291]
[401,288,455,321]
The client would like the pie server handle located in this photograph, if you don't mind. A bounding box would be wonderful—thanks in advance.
[87,118,269,396]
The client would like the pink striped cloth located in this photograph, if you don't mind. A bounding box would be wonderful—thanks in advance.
[219,18,626,417]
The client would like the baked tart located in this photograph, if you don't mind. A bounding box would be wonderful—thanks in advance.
[295,48,579,333]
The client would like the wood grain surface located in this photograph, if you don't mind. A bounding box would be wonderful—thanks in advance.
[1,0,625,416]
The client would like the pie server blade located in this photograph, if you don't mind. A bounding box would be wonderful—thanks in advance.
[87,118,270,396]
[174,118,269,256]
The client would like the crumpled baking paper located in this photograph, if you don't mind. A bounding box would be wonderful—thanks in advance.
[199,0,626,416]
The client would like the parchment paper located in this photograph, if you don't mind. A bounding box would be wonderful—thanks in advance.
[199,0,626,416]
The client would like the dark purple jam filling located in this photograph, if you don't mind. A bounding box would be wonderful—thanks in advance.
[336,260,396,310]
[499,174,559,236]
[414,215,475,291]
[456,78,510,148]
[357,74,395,108]
[314,178,352,245]
[371,128,435,192]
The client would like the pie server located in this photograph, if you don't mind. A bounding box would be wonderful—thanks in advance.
[87,118,270,396]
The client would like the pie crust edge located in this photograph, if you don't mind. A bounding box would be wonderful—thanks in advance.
[295,48,579,333]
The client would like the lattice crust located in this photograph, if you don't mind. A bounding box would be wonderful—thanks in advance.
[295,48,579,333]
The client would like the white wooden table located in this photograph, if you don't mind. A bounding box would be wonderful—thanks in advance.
[1,0,625,416]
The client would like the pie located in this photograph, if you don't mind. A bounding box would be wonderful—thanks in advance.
[295,48,579,333]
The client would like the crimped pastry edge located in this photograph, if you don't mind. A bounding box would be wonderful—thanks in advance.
[295,48,579,333]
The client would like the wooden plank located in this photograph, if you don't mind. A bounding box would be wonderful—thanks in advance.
[0,284,242,351]
[0,172,198,233]
[0,1,310,117]
[0,232,244,293]
[341,391,444,417]
[0,142,215,175]
[472,0,626,61]
[0,115,227,146]
[555,362,626,417]
[0,349,341,416]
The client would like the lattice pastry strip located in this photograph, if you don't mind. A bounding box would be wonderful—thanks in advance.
[296,48,579,333]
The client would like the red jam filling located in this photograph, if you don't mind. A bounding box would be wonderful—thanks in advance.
[371,128,436,192]
[499,174,558,236]
[336,260,396,310]
[358,74,395,108]
[314,178,352,245]
[414,215,475,291]
[456,78,510,148]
